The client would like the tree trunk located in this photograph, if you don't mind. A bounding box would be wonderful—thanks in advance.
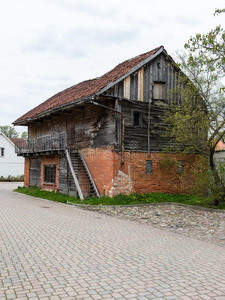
[209,147,225,204]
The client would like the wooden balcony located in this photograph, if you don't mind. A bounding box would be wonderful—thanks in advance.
[14,133,66,156]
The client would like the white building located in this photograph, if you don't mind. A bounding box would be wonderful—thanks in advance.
[0,132,24,177]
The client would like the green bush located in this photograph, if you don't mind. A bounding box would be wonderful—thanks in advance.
[0,175,24,182]
[159,155,177,173]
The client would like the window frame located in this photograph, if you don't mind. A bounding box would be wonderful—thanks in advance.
[132,110,142,128]
[153,82,166,101]
[0,148,5,157]
[146,160,153,174]
[44,164,57,184]
[177,161,183,174]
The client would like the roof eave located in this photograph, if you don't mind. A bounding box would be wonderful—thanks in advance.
[13,95,95,126]
[0,132,16,147]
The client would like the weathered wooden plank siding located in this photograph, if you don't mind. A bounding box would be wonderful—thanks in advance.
[120,101,170,152]
[28,102,116,150]
[105,53,177,105]
[28,116,67,147]
[73,103,116,149]
[27,53,180,155]
[59,156,69,195]
[138,68,144,102]
[143,64,150,102]
[100,53,180,152]
[130,72,138,100]
[124,76,131,99]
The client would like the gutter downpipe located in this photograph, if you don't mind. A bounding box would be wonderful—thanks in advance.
[148,97,152,158]
[90,98,125,164]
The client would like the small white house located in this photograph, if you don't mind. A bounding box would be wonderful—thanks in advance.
[0,132,24,177]
[214,140,225,164]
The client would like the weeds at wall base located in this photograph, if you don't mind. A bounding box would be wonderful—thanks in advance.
[14,187,225,209]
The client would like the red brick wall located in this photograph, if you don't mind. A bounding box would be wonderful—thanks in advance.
[40,156,60,192]
[24,149,198,197]
[112,152,198,196]
[81,147,115,196]
[24,158,30,187]
[82,147,199,196]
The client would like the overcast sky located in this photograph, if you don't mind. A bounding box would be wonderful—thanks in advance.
[0,0,224,133]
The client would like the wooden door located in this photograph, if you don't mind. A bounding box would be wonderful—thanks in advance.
[29,158,41,187]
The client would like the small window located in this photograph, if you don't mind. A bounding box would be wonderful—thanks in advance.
[133,111,141,127]
[44,165,56,184]
[177,161,183,174]
[146,160,152,174]
[153,83,166,100]
[0,148,4,157]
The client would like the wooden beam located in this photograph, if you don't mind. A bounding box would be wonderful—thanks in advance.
[138,68,144,102]
[124,76,131,99]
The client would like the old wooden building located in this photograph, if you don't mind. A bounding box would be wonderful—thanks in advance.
[14,46,196,198]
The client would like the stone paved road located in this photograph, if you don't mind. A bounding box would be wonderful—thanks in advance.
[82,204,225,248]
[0,185,225,299]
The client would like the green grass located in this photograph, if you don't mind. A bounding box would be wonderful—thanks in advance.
[215,202,225,209]
[15,186,75,203]
[14,186,225,209]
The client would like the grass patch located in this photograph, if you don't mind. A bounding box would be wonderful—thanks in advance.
[15,186,75,203]
[215,202,225,210]
[69,192,214,207]
[14,187,225,209]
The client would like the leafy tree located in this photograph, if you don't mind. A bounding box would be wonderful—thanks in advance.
[0,125,27,139]
[164,9,225,202]
[0,125,19,138]
[21,131,28,139]
[185,9,225,75]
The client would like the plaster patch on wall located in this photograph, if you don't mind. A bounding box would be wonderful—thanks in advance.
[110,170,133,196]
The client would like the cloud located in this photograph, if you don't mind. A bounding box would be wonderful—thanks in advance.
[165,15,202,27]
[2,0,225,129]
[46,0,120,18]
[24,25,139,58]
[65,26,139,46]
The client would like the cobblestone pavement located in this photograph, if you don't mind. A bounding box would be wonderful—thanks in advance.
[80,204,225,248]
[0,182,24,191]
[0,188,225,299]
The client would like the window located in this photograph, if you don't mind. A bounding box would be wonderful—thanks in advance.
[0,148,4,157]
[59,132,66,149]
[44,165,56,184]
[146,160,152,174]
[132,111,141,127]
[177,161,183,174]
[153,83,166,100]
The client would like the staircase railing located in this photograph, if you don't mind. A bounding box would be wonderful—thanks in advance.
[65,148,84,200]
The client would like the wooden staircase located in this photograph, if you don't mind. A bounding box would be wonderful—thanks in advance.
[66,149,99,199]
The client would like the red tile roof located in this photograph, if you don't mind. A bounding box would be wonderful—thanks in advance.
[14,46,163,124]
[215,140,225,151]
[10,138,25,144]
